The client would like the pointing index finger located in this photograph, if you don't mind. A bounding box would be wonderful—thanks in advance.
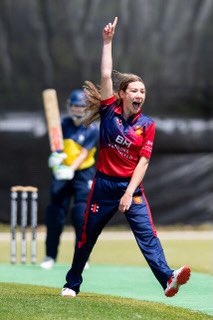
[112,16,118,28]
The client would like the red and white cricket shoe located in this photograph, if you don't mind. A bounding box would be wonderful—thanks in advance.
[165,265,191,297]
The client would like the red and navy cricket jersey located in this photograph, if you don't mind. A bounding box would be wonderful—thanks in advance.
[96,96,155,177]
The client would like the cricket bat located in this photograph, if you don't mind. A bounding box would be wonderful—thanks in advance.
[42,89,64,152]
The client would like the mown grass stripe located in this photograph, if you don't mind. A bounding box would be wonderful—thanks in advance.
[0,264,212,316]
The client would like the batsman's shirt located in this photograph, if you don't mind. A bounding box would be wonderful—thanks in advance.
[62,117,98,170]
[96,96,155,177]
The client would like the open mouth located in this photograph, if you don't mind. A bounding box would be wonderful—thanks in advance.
[132,102,141,110]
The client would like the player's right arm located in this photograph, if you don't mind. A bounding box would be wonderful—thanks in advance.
[100,17,118,100]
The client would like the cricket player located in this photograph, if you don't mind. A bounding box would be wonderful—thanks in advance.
[61,18,191,297]
[40,89,99,269]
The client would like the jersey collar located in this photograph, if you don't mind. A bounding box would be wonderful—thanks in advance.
[114,101,142,124]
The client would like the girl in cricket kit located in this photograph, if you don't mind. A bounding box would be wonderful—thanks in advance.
[61,17,191,297]
[40,90,99,270]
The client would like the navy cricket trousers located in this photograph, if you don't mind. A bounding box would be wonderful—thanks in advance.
[64,171,173,293]
[45,166,95,260]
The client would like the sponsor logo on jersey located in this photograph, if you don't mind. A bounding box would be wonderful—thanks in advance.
[134,126,143,136]
[115,135,132,147]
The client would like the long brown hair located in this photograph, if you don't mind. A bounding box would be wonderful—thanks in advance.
[83,70,145,127]
[113,70,145,93]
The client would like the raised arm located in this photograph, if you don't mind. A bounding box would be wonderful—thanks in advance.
[100,17,118,100]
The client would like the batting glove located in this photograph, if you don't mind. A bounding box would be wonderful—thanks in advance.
[48,152,67,168]
[53,165,74,180]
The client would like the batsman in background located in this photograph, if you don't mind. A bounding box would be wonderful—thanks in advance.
[40,89,99,269]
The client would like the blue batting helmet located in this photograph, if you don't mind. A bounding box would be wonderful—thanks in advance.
[67,89,86,107]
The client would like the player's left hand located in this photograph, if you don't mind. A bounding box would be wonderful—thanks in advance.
[53,165,74,180]
[118,192,132,213]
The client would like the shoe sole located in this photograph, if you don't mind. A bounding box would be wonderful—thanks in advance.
[177,266,191,285]
[165,266,191,297]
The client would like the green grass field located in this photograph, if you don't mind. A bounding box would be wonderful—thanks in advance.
[0,283,211,320]
[0,228,212,319]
